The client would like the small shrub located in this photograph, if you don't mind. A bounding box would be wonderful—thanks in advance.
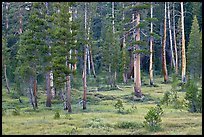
[126,104,137,114]
[12,106,20,116]
[65,114,73,120]
[161,91,171,106]
[114,99,124,113]
[69,127,78,135]
[2,108,6,116]
[143,104,163,131]
[116,121,142,129]
[86,118,107,128]
[185,79,202,113]
[54,110,60,119]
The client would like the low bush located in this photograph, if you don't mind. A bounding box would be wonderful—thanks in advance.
[54,110,60,119]
[12,106,20,116]
[143,104,163,131]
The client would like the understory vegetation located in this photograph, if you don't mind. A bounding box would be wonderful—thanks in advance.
[2,77,202,135]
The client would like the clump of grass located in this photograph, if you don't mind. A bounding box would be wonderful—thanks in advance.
[114,99,124,113]
[85,118,110,129]
[54,110,60,119]
[69,127,79,135]
[2,108,7,116]
[65,114,73,120]
[116,121,143,129]
[12,106,21,116]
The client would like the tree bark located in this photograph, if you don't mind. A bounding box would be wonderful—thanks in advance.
[33,79,38,109]
[181,2,186,83]
[6,2,9,29]
[66,75,72,112]
[19,7,22,34]
[4,64,10,94]
[149,2,154,85]
[162,2,168,82]
[83,3,87,110]
[87,26,91,75]
[46,72,51,107]
[122,3,127,84]
[134,13,142,97]
[89,46,97,78]
[167,2,175,69]
[173,2,178,76]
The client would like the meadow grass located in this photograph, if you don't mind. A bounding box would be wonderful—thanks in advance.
[2,77,202,135]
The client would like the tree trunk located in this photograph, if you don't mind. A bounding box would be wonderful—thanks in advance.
[6,2,9,29]
[149,2,154,85]
[83,3,87,110]
[162,2,168,82]
[89,46,96,78]
[73,8,78,71]
[112,2,117,87]
[167,2,175,69]
[122,3,127,84]
[66,75,72,112]
[134,13,142,98]
[33,79,38,109]
[19,8,22,34]
[181,2,186,83]
[173,2,178,76]
[87,26,91,75]
[4,64,10,94]
[46,72,51,107]
[29,77,35,110]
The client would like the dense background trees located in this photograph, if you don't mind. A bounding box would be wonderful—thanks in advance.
[2,2,202,111]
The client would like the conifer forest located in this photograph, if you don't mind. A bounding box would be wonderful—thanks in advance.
[2,2,202,135]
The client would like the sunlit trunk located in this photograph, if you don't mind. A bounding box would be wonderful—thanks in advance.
[173,2,178,76]
[149,2,154,85]
[134,13,142,97]
[162,2,168,82]
[168,2,175,69]
[181,2,186,83]
[83,3,87,110]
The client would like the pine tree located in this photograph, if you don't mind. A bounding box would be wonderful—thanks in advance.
[17,2,48,110]
[187,16,202,79]
[51,2,78,112]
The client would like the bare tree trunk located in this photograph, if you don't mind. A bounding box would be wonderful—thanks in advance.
[33,79,38,109]
[83,3,87,110]
[4,64,10,94]
[89,46,96,78]
[19,8,22,34]
[173,2,178,76]
[122,3,127,84]
[149,2,154,85]
[181,2,186,83]
[50,71,55,99]
[46,72,51,107]
[6,2,9,29]
[66,75,72,112]
[162,2,168,82]
[87,26,91,75]
[134,13,142,97]
[73,7,78,71]
[29,77,35,110]
[168,2,175,70]
[112,2,117,87]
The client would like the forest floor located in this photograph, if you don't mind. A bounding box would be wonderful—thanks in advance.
[2,77,202,135]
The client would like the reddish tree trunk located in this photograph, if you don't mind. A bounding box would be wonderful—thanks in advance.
[181,2,186,83]
[162,2,168,83]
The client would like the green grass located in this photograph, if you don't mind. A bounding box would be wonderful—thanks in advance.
[2,77,202,135]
